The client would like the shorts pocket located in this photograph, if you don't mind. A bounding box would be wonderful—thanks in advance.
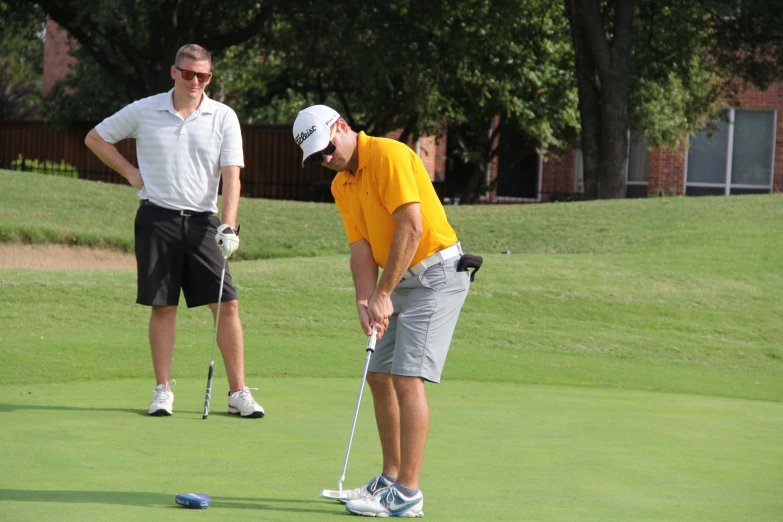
[418,264,453,290]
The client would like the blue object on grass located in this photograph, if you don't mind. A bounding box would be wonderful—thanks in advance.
[175,493,211,509]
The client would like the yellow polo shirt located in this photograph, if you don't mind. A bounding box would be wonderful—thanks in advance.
[331,131,458,269]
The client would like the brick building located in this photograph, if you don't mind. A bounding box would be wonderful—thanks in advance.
[42,20,77,94]
[486,83,783,202]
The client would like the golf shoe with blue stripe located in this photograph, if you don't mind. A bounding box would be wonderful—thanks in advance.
[346,484,424,517]
[339,474,393,504]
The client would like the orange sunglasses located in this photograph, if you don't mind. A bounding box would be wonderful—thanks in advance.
[175,66,212,83]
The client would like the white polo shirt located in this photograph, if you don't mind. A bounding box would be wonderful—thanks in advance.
[95,89,244,213]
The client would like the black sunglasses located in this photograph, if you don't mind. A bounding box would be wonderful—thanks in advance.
[175,65,212,83]
[306,141,337,165]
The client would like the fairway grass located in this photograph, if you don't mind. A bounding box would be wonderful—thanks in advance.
[2,169,782,261]
[0,378,781,522]
[1,255,780,401]
[1,170,782,520]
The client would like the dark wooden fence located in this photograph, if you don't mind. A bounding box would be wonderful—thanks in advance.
[0,121,337,201]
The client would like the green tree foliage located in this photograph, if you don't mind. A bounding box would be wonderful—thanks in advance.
[630,0,783,149]
[432,0,579,200]
[0,61,40,120]
[705,0,783,90]
[210,43,317,125]
[41,50,131,129]
[228,0,579,200]
[0,1,45,119]
[240,2,457,137]
[12,0,279,124]
[630,2,721,149]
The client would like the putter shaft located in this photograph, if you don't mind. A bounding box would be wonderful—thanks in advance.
[337,325,378,489]
[203,255,228,419]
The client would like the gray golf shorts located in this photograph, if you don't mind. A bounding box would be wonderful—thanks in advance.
[369,256,471,383]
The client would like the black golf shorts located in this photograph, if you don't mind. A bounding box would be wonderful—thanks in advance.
[134,204,238,307]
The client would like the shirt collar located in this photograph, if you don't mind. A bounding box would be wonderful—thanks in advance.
[157,89,176,113]
[356,131,371,172]
[158,88,215,115]
[199,92,215,114]
[339,131,371,183]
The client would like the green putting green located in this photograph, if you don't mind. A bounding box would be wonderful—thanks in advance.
[1,379,781,521]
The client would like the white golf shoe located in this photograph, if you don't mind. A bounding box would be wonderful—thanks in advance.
[346,484,424,517]
[340,474,394,504]
[148,381,175,416]
[228,387,265,418]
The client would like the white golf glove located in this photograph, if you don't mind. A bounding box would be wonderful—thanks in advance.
[215,224,240,258]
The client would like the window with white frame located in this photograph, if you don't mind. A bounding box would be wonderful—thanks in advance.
[627,132,649,198]
[685,109,776,196]
[572,131,649,198]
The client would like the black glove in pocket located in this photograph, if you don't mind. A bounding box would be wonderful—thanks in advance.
[457,254,483,282]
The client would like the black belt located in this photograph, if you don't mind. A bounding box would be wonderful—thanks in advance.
[140,200,213,217]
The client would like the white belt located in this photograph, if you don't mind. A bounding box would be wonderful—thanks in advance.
[402,243,463,280]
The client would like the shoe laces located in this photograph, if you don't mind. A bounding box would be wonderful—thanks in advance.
[230,386,258,403]
[153,380,175,402]
[367,475,389,498]
[366,474,392,497]
[372,486,391,500]
[378,487,397,506]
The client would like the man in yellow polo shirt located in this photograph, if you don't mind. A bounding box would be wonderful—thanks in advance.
[294,105,473,518]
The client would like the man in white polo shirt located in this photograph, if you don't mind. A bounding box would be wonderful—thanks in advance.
[84,44,264,419]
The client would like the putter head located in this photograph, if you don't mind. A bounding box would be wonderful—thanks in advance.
[320,489,349,501]
[175,493,211,509]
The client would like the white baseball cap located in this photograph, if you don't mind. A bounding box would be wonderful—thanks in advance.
[293,104,341,166]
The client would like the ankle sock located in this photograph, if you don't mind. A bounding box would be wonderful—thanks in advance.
[381,473,396,483]
[393,483,419,498]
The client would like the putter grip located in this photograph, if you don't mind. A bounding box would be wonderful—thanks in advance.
[366,325,378,352]
[202,366,214,419]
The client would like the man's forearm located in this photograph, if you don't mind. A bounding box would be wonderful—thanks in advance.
[84,129,136,180]
[351,240,379,304]
[376,203,423,295]
[220,166,241,228]
[376,227,419,294]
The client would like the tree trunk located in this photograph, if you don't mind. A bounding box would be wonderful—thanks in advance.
[578,88,602,200]
[564,0,635,200]
[599,82,629,198]
[565,0,601,200]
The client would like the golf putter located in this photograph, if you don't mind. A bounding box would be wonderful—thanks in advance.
[202,255,228,419]
[320,325,378,501]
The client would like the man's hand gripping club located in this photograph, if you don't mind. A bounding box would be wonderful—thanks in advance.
[215,224,240,258]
